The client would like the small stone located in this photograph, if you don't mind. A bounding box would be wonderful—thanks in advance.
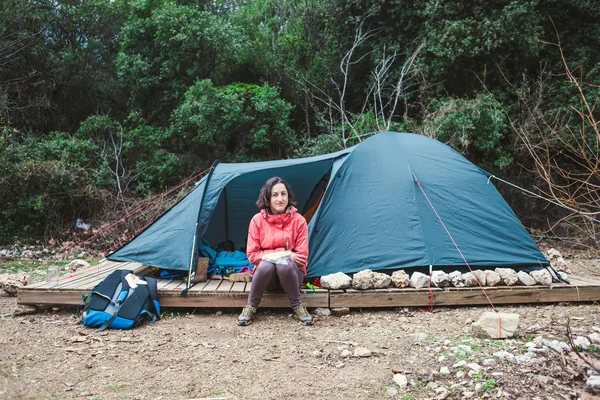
[340,349,352,358]
[587,374,600,389]
[215,310,223,316]
[440,366,450,375]
[516,271,536,286]
[466,363,482,372]
[573,336,591,350]
[335,361,344,369]
[472,312,520,339]
[484,270,501,286]
[438,355,446,363]
[530,270,552,286]
[534,375,552,384]
[320,272,353,290]
[313,308,331,317]
[453,360,467,368]
[431,271,451,287]
[495,268,518,286]
[589,333,600,345]
[393,374,408,388]
[456,371,465,378]
[353,270,376,290]
[493,351,515,363]
[311,350,322,357]
[391,270,410,288]
[353,347,372,357]
[409,271,430,289]
[482,358,496,366]
[386,386,397,397]
[542,339,570,353]
[373,272,392,288]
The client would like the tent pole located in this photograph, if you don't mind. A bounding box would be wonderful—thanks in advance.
[186,223,198,289]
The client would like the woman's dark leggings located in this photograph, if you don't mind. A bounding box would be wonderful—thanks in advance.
[247,259,303,309]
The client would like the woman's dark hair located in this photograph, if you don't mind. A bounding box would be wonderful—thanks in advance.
[256,176,297,210]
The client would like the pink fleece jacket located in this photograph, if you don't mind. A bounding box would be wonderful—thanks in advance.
[246,206,309,275]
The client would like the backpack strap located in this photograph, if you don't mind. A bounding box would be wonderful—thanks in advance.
[144,276,160,323]
[96,270,132,332]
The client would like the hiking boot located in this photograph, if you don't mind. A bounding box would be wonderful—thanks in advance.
[293,304,313,326]
[237,305,256,326]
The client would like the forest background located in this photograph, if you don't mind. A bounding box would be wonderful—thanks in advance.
[1,0,599,250]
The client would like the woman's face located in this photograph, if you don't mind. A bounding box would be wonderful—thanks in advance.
[270,183,289,214]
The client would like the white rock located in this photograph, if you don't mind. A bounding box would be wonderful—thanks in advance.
[320,272,353,290]
[493,351,515,363]
[373,272,391,289]
[386,386,397,397]
[431,271,451,287]
[455,371,465,378]
[472,270,487,286]
[451,272,466,287]
[472,312,520,339]
[515,354,535,364]
[546,248,571,273]
[466,363,482,372]
[495,268,518,286]
[453,360,467,368]
[311,350,322,357]
[530,270,552,286]
[517,271,536,286]
[461,273,478,287]
[353,347,372,357]
[573,336,591,350]
[353,270,375,290]
[534,375,552,385]
[340,349,352,358]
[587,374,600,390]
[391,270,410,288]
[440,366,450,375]
[409,271,430,289]
[482,358,496,366]
[588,333,600,345]
[438,355,446,363]
[542,339,570,353]
[484,270,501,286]
[313,308,331,317]
[393,374,408,388]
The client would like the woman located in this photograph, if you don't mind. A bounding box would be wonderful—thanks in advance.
[237,177,313,326]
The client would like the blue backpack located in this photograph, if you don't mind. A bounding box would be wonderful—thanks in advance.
[81,269,160,331]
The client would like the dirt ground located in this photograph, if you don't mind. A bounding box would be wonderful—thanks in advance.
[0,258,599,400]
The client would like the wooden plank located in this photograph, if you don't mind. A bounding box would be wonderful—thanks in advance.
[186,280,211,293]
[158,290,328,308]
[200,279,223,292]
[158,279,179,290]
[231,282,246,293]
[330,285,600,307]
[48,262,145,290]
[18,289,86,306]
[216,280,234,293]
[26,260,130,290]
[77,265,150,291]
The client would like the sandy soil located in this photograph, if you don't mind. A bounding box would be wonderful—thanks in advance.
[0,258,599,400]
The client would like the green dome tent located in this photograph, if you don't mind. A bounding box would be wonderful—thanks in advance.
[108,131,549,278]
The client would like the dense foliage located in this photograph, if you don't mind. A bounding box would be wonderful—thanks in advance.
[2,0,599,242]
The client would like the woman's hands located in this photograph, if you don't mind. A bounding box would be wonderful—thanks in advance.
[289,251,307,267]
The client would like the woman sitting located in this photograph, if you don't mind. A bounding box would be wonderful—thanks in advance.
[237,177,313,326]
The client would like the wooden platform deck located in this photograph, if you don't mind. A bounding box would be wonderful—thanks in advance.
[17,260,600,308]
